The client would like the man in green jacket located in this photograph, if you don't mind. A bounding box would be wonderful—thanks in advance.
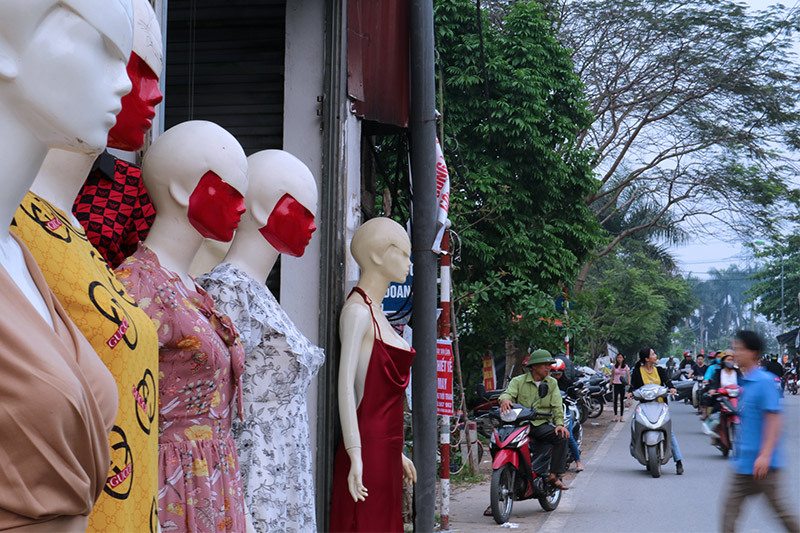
[499,349,570,490]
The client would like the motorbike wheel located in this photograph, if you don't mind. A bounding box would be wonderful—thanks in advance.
[587,398,603,418]
[579,402,589,424]
[490,464,515,524]
[538,485,562,512]
[646,444,661,478]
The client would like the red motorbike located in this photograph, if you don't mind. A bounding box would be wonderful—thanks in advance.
[706,384,742,457]
[487,405,562,524]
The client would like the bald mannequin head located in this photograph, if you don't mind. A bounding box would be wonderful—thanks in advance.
[0,0,133,154]
[351,217,411,284]
[245,150,317,225]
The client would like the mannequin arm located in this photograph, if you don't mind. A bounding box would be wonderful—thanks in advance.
[401,453,416,484]
[338,302,372,502]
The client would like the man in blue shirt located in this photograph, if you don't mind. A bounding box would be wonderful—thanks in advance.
[721,330,799,533]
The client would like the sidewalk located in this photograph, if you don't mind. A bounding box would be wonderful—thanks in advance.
[446,402,622,532]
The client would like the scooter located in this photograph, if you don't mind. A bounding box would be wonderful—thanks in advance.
[691,374,705,409]
[488,405,562,524]
[629,384,672,478]
[703,384,742,457]
[785,366,798,395]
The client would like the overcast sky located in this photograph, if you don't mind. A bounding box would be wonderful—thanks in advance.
[669,0,799,278]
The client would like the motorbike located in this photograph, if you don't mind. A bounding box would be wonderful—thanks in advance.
[691,374,705,409]
[488,405,563,524]
[672,368,694,403]
[784,366,798,395]
[629,384,672,478]
[702,384,742,457]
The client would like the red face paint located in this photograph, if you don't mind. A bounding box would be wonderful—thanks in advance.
[107,53,162,151]
[187,171,246,242]
[258,193,317,257]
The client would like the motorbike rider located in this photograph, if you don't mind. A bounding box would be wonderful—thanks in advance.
[764,354,785,392]
[704,351,741,432]
[627,347,685,475]
[678,350,694,371]
[690,354,707,377]
[550,358,584,472]
[499,349,570,490]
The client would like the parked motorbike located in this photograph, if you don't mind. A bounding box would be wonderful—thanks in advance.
[629,384,672,478]
[488,405,563,524]
[784,366,798,395]
[702,384,742,457]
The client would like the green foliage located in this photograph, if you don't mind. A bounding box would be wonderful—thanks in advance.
[748,236,800,329]
[434,0,602,368]
[577,242,696,358]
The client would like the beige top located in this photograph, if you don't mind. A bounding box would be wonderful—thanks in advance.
[0,234,117,532]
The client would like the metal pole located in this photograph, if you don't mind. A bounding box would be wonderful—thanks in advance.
[409,0,438,530]
[781,252,785,333]
[439,230,451,530]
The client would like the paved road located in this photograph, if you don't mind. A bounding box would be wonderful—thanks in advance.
[450,394,800,532]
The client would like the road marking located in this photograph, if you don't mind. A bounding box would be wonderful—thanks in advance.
[539,419,626,532]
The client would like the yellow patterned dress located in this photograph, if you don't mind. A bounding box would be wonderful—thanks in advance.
[12,191,159,533]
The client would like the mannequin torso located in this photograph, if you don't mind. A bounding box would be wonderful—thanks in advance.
[197,149,323,533]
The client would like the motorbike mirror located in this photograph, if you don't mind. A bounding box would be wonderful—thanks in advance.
[620,375,628,386]
[538,382,549,398]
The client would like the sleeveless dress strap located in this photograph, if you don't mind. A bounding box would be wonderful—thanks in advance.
[349,286,383,341]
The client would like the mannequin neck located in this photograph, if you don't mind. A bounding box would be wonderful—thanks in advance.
[30,149,98,225]
[143,215,204,288]
[224,215,279,284]
[0,104,48,234]
[354,269,392,308]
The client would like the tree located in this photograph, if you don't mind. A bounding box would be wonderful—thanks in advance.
[433,0,602,375]
[749,236,800,329]
[576,240,696,359]
[548,0,800,291]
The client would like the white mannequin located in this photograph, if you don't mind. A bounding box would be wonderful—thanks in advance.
[223,150,317,280]
[31,0,162,224]
[338,217,417,502]
[0,0,133,325]
[140,120,248,287]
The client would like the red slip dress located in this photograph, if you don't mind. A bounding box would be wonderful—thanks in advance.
[330,287,416,532]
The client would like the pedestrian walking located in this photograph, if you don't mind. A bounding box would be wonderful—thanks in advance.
[720,330,799,533]
[611,353,630,422]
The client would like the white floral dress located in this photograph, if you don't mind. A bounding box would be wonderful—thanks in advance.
[197,263,325,533]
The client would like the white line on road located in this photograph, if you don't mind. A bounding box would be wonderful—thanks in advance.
[539,419,626,532]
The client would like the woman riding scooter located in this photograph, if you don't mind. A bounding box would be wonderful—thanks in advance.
[628,347,685,475]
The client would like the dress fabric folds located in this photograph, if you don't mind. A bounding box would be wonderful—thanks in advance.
[198,262,325,533]
[116,245,246,533]
[0,234,117,532]
[330,288,415,533]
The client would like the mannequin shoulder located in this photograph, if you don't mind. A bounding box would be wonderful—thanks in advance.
[339,299,372,330]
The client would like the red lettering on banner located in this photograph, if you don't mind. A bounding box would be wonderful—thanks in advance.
[46,217,62,231]
[132,385,147,414]
[107,463,132,488]
[436,340,454,416]
[106,317,129,348]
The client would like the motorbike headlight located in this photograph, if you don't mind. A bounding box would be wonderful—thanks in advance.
[509,430,529,448]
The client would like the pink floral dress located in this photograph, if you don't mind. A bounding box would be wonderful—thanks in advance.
[116,244,246,532]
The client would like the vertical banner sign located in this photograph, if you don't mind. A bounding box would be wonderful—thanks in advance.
[432,137,450,253]
[436,340,454,415]
[482,355,496,390]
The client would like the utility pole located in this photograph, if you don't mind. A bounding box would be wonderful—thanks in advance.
[409,0,438,530]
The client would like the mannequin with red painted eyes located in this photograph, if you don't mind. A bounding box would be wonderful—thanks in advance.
[114,119,251,533]
[12,2,164,530]
[196,150,324,532]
